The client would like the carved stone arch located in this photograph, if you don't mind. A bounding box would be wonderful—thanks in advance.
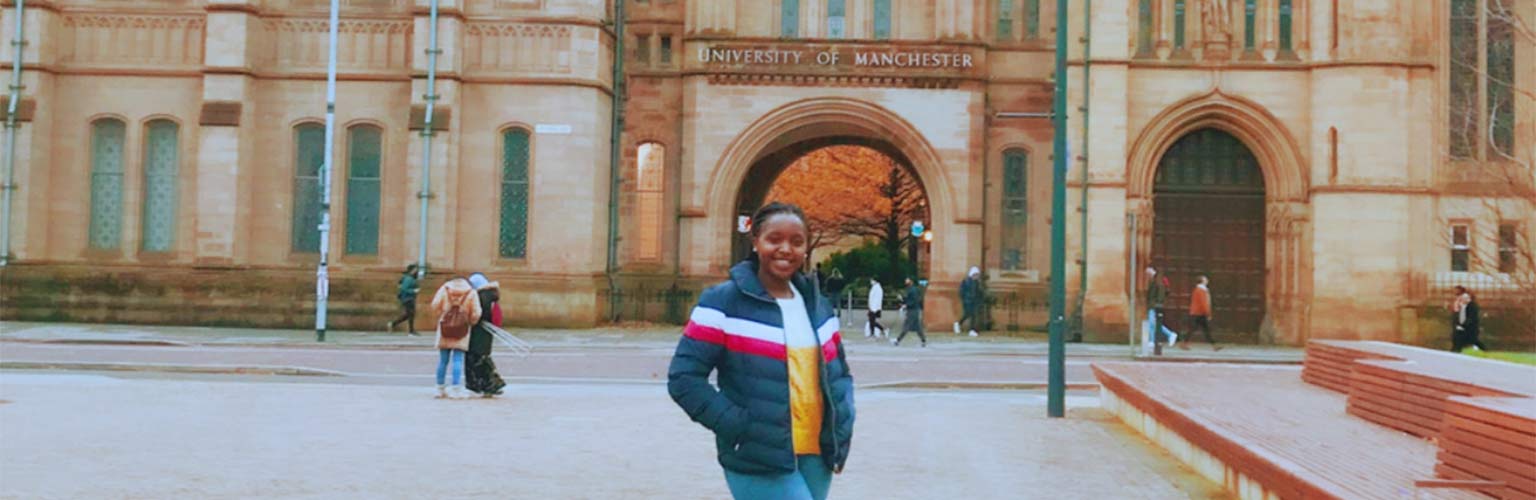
[1126,90,1313,343]
[704,96,955,276]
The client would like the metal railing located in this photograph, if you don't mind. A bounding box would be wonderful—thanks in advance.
[609,286,696,325]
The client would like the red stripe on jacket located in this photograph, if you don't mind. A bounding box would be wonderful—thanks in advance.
[685,321,844,363]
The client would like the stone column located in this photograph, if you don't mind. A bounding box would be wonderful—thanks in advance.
[1261,0,1278,61]
[195,0,259,266]
[1155,0,1172,59]
[1293,0,1309,60]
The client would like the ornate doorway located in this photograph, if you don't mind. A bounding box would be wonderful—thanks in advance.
[1151,128,1266,337]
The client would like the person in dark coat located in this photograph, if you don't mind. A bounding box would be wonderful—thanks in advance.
[465,272,507,397]
[386,264,420,335]
[1450,286,1487,352]
[954,266,983,337]
[667,202,855,500]
[895,278,927,347]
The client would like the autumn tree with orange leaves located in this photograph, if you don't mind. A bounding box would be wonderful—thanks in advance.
[766,145,928,282]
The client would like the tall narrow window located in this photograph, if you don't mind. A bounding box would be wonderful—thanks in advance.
[1024,0,1039,38]
[636,143,665,262]
[1137,0,1154,56]
[1245,0,1258,51]
[1001,149,1028,270]
[659,35,673,64]
[88,118,127,250]
[1174,0,1187,49]
[500,129,531,259]
[292,123,325,253]
[635,34,650,63]
[827,0,846,38]
[344,125,382,256]
[1450,223,1471,272]
[1279,0,1294,51]
[1498,223,1519,273]
[781,0,799,37]
[873,0,891,39]
[1448,0,1516,161]
[1486,0,1514,159]
[997,0,1014,40]
[140,120,179,253]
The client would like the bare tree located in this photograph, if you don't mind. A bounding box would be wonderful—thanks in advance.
[1437,0,1535,343]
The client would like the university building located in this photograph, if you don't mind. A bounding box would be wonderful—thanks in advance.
[0,0,1530,345]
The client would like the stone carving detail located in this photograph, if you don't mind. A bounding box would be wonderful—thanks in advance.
[258,18,412,74]
[264,0,408,14]
[463,23,575,75]
[57,14,205,69]
[1200,0,1232,41]
[465,0,543,16]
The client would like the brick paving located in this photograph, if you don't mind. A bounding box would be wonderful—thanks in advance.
[1093,363,1486,500]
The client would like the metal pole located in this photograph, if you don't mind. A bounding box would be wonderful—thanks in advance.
[415,0,442,282]
[315,0,340,342]
[1128,213,1138,356]
[604,0,626,322]
[1047,0,1070,419]
[1,0,26,268]
[1071,0,1092,342]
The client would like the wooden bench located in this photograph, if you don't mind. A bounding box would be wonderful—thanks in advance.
[1093,362,1487,499]
[1300,341,1536,500]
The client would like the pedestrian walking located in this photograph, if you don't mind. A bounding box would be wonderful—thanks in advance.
[866,278,887,339]
[1181,275,1220,351]
[1145,266,1178,352]
[668,202,855,500]
[431,277,481,399]
[894,278,926,347]
[465,272,507,397]
[386,264,421,335]
[1450,286,1487,353]
[953,266,983,337]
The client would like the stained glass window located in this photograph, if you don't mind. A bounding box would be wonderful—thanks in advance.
[89,119,126,250]
[1002,149,1028,270]
[1137,0,1154,56]
[345,125,381,256]
[1279,0,1294,51]
[827,0,845,38]
[292,123,325,253]
[1174,0,1186,49]
[1244,0,1257,50]
[140,120,178,252]
[998,0,1014,40]
[500,129,531,259]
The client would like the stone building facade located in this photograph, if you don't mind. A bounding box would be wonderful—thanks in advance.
[0,0,1530,344]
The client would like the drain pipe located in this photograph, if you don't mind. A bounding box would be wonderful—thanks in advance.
[1,0,25,268]
[1069,0,1092,340]
[604,0,626,322]
[314,0,340,342]
[415,0,441,281]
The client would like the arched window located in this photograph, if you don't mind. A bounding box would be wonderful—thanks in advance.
[1001,149,1029,270]
[500,129,531,259]
[344,125,382,255]
[636,142,665,262]
[140,119,179,252]
[873,0,891,39]
[88,118,127,250]
[292,123,325,253]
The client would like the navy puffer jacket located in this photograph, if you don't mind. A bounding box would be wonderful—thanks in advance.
[668,261,856,475]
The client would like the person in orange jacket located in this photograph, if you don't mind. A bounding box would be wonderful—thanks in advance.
[1181,275,1220,351]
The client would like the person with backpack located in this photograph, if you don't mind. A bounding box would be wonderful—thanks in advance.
[431,277,481,399]
[465,272,507,397]
[387,264,421,336]
[668,202,855,500]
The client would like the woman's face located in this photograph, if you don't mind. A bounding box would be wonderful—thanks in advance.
[753,213,808,283]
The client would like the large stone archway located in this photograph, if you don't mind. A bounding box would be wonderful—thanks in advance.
[1124,90,1313,344]
[698,97,958,280]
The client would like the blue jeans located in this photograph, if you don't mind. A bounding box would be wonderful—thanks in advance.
[436,349,464,386]
[723,455,832,500]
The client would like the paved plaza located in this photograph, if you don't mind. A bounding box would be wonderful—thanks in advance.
[0,372,1228,499]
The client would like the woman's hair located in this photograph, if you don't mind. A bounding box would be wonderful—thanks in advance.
[751,201,807,237]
